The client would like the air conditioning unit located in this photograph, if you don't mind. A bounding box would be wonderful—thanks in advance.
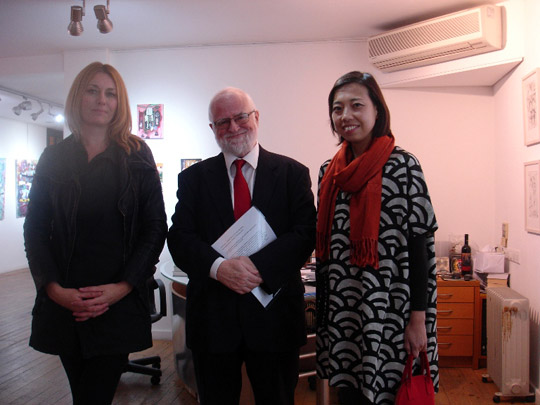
[368,5,504,73]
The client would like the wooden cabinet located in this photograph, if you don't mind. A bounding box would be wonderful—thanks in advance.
[437,279,482,368]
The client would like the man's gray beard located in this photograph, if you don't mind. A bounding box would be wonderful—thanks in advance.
[217,134,255,157]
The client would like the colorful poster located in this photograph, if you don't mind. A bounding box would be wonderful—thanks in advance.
[16,159,37,218]
[0,158,5,220]
[137,104,164,139]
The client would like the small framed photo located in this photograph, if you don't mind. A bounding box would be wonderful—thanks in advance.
[181,159,201,171]
[524,161,540,234]
[522,69,540,146]
[436,256,450,274]
[449,253,461,275]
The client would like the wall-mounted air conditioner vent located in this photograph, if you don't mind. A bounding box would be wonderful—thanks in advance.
[368,5,504,73]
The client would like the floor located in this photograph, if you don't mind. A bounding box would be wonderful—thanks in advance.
[0,268,524,404]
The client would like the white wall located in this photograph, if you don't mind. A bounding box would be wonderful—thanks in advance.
[0,117,46,273]
[492,0,540,395]
[385,87,496,252]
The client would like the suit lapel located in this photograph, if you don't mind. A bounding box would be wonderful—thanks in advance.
[203,154,235,228]
[253,147,279,213]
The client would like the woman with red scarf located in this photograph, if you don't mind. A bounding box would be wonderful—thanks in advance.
[315,71,438,404]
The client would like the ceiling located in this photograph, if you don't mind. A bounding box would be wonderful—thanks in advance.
[0,0,503,129]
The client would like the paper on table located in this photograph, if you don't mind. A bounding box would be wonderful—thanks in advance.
[211,206,278,307]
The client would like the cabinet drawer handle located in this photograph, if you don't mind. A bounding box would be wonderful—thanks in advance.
[439,293,453,299]
[439,342,452,348]
[437,326,452,331]
[437,310,453,315]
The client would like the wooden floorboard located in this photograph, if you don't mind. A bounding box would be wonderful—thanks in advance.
[0,269,509,404]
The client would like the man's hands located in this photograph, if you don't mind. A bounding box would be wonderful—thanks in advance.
[216,256,263,294]
[46,281,133,322]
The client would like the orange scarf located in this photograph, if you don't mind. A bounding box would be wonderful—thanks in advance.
[316,135,395,269]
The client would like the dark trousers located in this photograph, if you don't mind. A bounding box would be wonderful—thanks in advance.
[338,387,374,405]
[59,353,128,405]
[192,345,300,405]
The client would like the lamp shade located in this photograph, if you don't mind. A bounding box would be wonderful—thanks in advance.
[94,5,113,33]
[68,6,84,36]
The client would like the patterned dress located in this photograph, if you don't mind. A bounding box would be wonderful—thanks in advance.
[316,146,439,404]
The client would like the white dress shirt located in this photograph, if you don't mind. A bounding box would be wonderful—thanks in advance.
[209,143,259,279]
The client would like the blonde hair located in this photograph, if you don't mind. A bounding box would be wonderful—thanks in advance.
[65,62,141,154]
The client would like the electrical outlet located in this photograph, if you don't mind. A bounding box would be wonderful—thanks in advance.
[504,247,520,264]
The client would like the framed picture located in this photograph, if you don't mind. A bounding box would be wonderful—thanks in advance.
[524,161,540,234]
[449,253,461,275]
[0,158,5,221]
[156,163,163,183]
[435,256,450,274]
[15,159,37,218]
[137,104,164,139]
[522,69,540,146]
[181,159,201,171]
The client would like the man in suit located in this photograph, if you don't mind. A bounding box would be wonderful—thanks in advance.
[167,87,316,405]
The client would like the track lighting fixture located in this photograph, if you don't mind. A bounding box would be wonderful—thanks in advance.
[68,0,113,36]
[1,86,64,126]
[48,105,65,124]
[68,1,85,36]
[31,101,44,121]
[95,1,113,34]
[12,99,32,116]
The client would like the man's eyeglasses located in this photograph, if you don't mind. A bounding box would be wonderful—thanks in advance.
[213,110,257,130]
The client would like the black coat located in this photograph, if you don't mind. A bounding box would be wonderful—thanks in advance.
[167,147,316,353]
[24,135,167,357]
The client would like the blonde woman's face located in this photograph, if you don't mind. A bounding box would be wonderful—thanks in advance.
[80,72,118,129]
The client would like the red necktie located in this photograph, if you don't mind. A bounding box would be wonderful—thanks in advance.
[234,159,251,220]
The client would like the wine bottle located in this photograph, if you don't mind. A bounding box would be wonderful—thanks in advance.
[461,234,472,277]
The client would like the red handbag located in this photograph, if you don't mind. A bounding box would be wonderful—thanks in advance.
[395,351,435,405]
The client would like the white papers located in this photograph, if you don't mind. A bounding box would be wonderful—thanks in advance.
[211,206,278,307]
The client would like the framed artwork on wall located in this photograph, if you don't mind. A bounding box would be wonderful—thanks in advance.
[137,104,164,139]
[524,160,540,234]
[522,69,540,146]
[0,158,5,221]
[181,159,201,171]
[156,163,163,183]
[15,159,37,218]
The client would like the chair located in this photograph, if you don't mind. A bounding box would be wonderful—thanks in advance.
[123,277,167,385]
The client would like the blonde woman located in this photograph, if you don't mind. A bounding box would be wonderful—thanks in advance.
[24,62,167,404]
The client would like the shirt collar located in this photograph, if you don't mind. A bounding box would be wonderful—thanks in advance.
[223,142,259,172]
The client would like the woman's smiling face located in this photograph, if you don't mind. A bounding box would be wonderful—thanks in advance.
[331,83,378,157]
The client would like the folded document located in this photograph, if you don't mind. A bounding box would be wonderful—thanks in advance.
[211,206,278,307]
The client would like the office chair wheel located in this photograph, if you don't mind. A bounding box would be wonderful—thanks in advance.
[151,375,161,385]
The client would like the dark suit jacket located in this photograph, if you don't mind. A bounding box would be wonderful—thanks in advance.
[167,146,316,353]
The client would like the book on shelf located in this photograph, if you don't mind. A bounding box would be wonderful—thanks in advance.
[473,271,509,291]
[487,272,509,288]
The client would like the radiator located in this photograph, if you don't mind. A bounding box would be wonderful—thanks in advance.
[486,287,532,399]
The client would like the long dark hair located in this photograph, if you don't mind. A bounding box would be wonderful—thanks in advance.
[328,71,392,143]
